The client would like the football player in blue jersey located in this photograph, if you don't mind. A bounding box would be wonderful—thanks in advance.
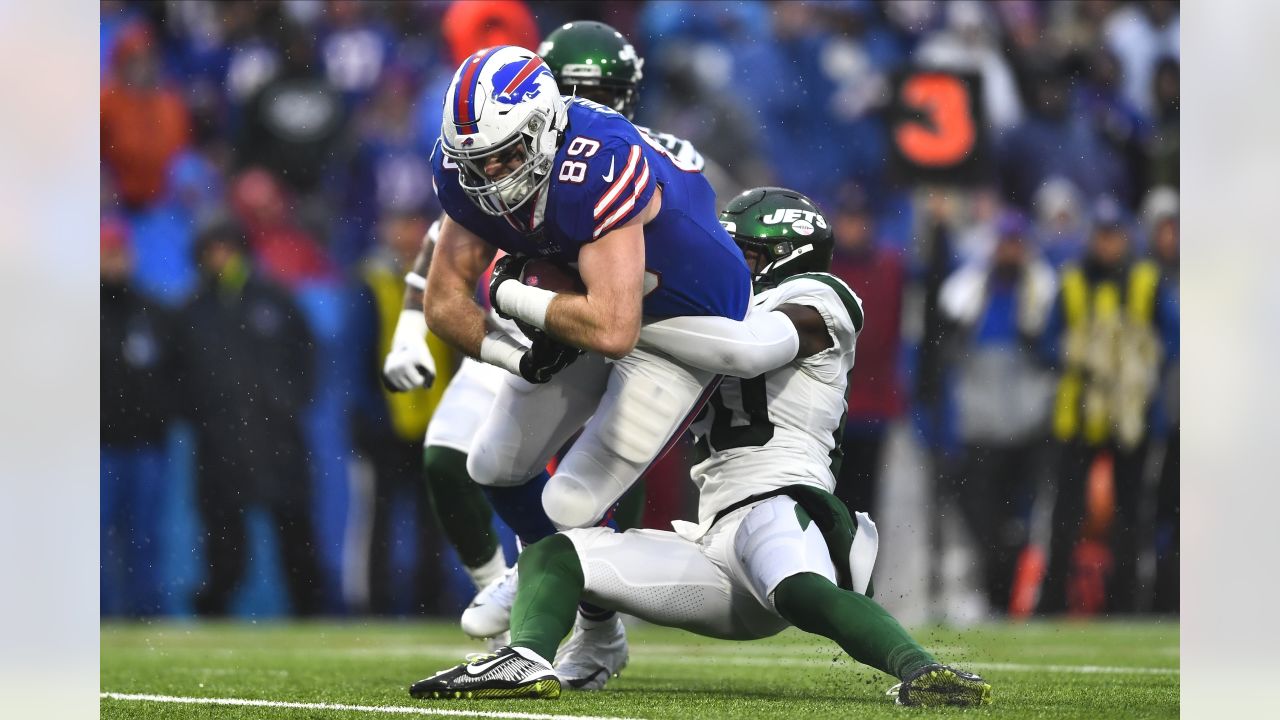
[382,23,732,672]
[422,44,751,685]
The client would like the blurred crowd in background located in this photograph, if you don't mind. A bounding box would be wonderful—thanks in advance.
[100,0,1179,620]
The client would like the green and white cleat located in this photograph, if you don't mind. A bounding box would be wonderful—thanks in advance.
[887,664,992,707]
[409,646,560,700]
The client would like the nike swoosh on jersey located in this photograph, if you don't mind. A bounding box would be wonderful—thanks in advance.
[602,156,615,182]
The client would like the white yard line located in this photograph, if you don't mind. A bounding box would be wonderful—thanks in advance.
[99,693,642,720]
[967,662,1178,676]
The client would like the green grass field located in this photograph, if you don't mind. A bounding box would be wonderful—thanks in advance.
[101,618,1178,719]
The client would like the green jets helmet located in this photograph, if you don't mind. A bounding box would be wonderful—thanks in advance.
[539,20,643,120]
[720,187,835,287]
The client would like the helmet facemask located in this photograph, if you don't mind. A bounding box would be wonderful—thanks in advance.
[733,236,816,288]
[444,106,560,218]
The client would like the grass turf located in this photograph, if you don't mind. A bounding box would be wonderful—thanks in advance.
[101,618,1178,719]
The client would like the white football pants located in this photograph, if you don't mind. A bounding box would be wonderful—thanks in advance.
[562,496,880,640]
[423,357,506,453]
[466,346,717,529]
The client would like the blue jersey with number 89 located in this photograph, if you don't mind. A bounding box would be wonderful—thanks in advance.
[431,98,750,321]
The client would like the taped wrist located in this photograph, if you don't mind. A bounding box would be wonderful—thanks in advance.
[479,330,527,376]
[495,281,556,331]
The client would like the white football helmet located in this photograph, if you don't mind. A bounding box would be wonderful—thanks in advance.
[441,45,567,219]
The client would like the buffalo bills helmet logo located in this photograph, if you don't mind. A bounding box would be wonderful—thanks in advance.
[491,58,553,106]
[461,137,475,147]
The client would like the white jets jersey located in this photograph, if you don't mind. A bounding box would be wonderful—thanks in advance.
[636,126,705,172]
[688,273,864,526]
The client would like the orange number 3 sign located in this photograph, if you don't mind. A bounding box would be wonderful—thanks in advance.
[895,73,976,167]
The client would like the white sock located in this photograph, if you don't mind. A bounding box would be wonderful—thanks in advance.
[466,546,508,592]
[511,645,554,669]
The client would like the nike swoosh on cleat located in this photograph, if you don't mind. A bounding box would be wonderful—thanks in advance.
[602,157,615,182]
[465,656,509,676]
[567,669,605,689]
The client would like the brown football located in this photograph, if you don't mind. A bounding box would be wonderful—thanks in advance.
[521,259,586,293]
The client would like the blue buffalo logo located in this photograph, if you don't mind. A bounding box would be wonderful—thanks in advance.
[491,58,552,106]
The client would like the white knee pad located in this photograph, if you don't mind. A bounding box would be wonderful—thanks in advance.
[597,351,710,467]
[542,473,610,530]
[598,374,692,465]
[465,439,524,488]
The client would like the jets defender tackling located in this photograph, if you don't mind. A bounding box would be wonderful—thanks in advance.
[409,188,994,707]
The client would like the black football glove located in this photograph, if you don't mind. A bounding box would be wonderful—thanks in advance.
[488,254,530,320]
[518,329,583,384]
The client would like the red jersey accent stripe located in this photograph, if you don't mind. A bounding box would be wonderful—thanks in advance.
[593,158,651,238]
[592,146,641,219]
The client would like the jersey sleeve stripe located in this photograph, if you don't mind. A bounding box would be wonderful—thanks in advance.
[783,273,865,332]
[592,158,651,239]
[592,145,642,219]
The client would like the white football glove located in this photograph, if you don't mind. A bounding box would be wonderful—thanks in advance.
[381,309,436,391]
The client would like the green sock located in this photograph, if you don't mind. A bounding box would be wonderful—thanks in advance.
[422,446,498,568]
[773,572,936,679]
[509,534,583,662]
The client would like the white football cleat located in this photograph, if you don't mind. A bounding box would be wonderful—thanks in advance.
[461,566,518,639]
[553,615,629,691]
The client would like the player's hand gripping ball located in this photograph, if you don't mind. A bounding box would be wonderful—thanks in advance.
[487,254,530,320]
[513,259,586,339]
[519,258,586,294]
